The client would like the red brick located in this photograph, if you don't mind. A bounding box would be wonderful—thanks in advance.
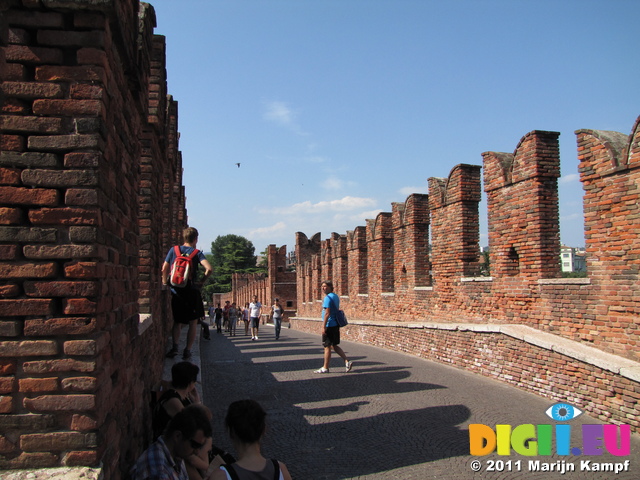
[35,65,106,84]
[0,340,57,357]
[0,207,22,224]
[18,377,58,393]
[23,394,95,412]
[69,84,104,100]
[0,283,20,298]
[61,376,96,392]
[64,262,100,279]
[0,299,55,316]
[24,245,99,260]
[0,451,59,469]
[20,431,95,451]
[63,298,97,315]
[70,414,97,431]
[0,376,15,394]
[0,186,59,206]
[1,81,64,99]
[0,151,59,167]
[27,134,103,152]
[24,281,98,297]
[0,319,20,335]
[0,245,19,260]
[4,63,26,81]
[63,450,98,466]
[65,188,99,206]
[28,207,99,226]
[0,396,13,413]
[0,361,16,375]
[77,48,108,68]
[5,45,63,64]
[0,167,21,185]
[0,134,25,151]
[32,99,103,116]
[0,262,57,279]
[24,317,96,336]
[0,115,64,134]
[22,359,95,374]
[0,435,17,454]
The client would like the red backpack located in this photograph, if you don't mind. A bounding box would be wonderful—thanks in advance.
[169,246,200,288]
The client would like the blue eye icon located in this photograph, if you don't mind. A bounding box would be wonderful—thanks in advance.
[545,403,583,421]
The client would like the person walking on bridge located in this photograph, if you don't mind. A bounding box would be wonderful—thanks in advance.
[162,227,212,360]
[315,280,353,374]
[249,295,262,340]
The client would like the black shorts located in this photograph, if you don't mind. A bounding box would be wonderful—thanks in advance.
[171,288,204,324]
[322,326,340,347]
[251,317,260,328]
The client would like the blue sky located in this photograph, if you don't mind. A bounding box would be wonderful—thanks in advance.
[148,0,639,254]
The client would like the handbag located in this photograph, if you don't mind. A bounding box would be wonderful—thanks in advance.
[329,296,348,327]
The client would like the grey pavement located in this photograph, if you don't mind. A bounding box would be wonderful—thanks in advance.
[197,323,640,480]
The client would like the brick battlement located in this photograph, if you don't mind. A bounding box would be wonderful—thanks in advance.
[1,1,186,478]
[294,118,640,431]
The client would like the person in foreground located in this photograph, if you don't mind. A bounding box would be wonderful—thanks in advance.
[211,399,292,480]
[131,405,213,480]
[314,280,353,374]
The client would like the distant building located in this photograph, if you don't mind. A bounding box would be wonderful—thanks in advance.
[561,246,587,273]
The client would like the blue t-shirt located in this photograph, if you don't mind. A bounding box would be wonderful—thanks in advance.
[322,292,339,328]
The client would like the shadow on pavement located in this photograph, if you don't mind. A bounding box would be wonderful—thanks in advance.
[201,329,471,479]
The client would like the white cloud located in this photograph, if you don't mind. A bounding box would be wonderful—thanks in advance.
[306,155,328,164]
[559,173,580,184]
[247,221,287,238]
[259,196,377,215]
[263,100,306,135]
[334,209,384,223]
[320,176,358,190]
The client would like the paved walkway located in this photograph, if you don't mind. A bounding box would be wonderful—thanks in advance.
[194,323,640,480]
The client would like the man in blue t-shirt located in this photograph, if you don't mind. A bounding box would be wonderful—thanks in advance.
[162,227,212,360]
[314,280,353,374]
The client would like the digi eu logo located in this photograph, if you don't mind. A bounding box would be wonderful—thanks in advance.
[469,402,631,456]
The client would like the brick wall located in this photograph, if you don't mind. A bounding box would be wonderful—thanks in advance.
[294,118,640,432]
[1,1,186,477]
[222,245,296,321]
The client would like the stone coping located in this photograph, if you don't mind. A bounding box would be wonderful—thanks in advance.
[292,317,640,384]
[0,467,103,480]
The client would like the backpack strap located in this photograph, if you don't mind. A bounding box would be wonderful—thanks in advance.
[173,245,200,260]
[271,459,280,480]
[221,464,240,480]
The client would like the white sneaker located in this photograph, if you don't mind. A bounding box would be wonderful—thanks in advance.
[314,367,330,374]
[345,361,353,372]
[255,336,258,340]
[251,336,256,341]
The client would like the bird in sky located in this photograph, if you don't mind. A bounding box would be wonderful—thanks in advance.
[235,163,241,168]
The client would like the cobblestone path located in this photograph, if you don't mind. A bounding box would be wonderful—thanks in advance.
[199,325,640,480]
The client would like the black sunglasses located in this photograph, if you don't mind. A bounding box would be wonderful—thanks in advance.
[189,438,206,451]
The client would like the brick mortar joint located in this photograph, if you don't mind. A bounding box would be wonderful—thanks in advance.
[291,317,640,383]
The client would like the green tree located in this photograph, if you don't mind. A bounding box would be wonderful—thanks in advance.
[201,234,265,297]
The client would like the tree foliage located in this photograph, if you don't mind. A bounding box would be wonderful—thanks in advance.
[200,234,265,298]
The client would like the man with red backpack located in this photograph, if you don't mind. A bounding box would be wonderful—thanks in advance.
[162,227,212,360]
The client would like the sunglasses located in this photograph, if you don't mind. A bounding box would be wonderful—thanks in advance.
[189,438,206,451]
